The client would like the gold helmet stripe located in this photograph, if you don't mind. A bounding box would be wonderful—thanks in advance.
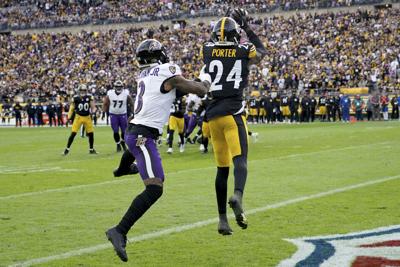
[220,17,227,41]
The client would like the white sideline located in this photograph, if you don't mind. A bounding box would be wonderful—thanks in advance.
[8,174,400,267]
[0,141,392,201]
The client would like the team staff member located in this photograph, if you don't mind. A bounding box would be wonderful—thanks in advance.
[36,102,44,126]
[13,101,23,127]
[201,9,267,235]
[63,84,97,155]
[310,94,317,122]
[289,91,299,123]
[26,100,37,127]
[264,92,274,124]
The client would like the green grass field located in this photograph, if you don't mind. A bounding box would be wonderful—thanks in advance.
[1,122,400,267]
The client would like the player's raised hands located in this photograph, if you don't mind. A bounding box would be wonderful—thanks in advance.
[231,8,249,30]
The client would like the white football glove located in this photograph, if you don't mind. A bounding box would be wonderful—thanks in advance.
[199,65,212,85]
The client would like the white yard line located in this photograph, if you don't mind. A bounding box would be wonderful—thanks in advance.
[0,141,391,201]
[0,167,79,174]
[8,174,400,267]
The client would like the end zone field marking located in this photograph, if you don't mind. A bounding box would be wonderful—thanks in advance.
[8,173,400,267]
[0,141,393,201]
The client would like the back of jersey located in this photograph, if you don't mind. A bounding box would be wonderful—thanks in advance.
[202,42,256,119]
[131,63,180,133]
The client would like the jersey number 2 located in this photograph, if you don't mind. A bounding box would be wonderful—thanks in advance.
[209,60,242,91]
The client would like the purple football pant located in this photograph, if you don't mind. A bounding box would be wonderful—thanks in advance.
[110,113,128,134]
[185,114,197,136]
[125,134,165,181]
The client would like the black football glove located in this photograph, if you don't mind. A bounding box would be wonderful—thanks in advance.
[231,8,249,30]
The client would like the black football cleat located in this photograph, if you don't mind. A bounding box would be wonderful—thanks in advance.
[89,149,98,154]
[116,144,122,152]
[121,142,127,151]
[113,163,139,177]
[228,195,248,229]
[63,148,70,156]
[218,220,233,235]
[105,227,128,262]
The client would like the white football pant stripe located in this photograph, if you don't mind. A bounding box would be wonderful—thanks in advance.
[140,144,155,178]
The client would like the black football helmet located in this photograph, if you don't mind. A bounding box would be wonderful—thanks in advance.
[136,39,169,68]
[211,17,241,45]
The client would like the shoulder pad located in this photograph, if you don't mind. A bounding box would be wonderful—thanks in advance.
[159,63,182,77]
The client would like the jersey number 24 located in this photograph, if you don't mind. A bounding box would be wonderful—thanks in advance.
[209,60,242,91]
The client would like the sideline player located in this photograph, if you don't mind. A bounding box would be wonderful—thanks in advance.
[105,39,209,262]
[103,80,134,152]
[63,84,97,155]
[167,96,186,153]
[201,10,266,235]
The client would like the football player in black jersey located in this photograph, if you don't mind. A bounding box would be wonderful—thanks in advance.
[200,9,266,235]
[63,84,97,155]
[167,97,186,154]
[280,91,290,123]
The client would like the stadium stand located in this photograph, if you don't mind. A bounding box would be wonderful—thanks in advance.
[0,0,393,30]
[0,3,399,125]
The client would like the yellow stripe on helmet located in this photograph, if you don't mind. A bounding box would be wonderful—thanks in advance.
[220,17,227,42]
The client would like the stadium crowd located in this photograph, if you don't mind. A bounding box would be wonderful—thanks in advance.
[0,0,385,30]
[1,7,399,103]
[1,6,400,127]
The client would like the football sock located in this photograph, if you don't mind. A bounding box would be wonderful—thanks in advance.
[215,167,229,215]
[203,137,208,150]
[168,130,174,148]
[116,184,163,235]
[179,133,184,145]
[118,150,135,171]
[87,132,94,149]
[66,132,77,148]
[113,132,120,143]
[121,132,125,142]
[233,155,247,196]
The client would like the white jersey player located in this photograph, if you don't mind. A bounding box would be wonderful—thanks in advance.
[103,80,134,152]
[106,39,210,263]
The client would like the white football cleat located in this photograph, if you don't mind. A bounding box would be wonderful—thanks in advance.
[199,144,205,151]
[167,148,173,154]
[179,144,185,153]
[251,132,258,142]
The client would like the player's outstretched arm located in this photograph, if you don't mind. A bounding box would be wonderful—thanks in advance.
[164,75,209,97]
[231,8,267,65]
[127,95,135,114]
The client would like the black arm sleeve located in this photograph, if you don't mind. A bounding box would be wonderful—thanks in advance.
[244,27,267,56]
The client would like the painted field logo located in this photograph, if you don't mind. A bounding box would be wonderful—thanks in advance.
[278,225,400,267]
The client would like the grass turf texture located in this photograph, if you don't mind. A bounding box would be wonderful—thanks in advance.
[1,122,399,266]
